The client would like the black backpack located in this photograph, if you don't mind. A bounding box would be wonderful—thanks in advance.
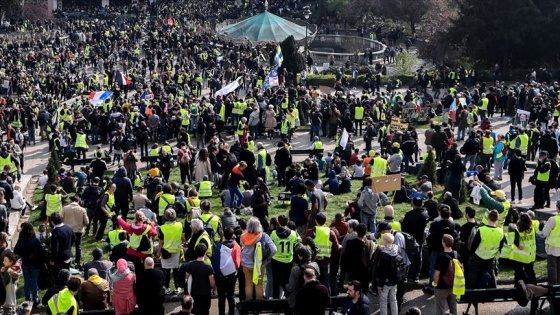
[202,215,216,240]
[266,153,272,167]
[401,231,420,262]
[388,251,407,283]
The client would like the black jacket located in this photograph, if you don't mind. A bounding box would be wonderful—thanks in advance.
[111,167,133,202]
[401,207,429,245]
[508,155,526,181]
[51,224,75,263]
[275,147,292,167]
[427,219,458,252]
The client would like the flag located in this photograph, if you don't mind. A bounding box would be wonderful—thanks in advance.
[416,98,422,113]
[215,77,242,96]
[167,17,174,26]
[51,109,60,132]
[449,98,457,123]
[339,129,349,149]
[140,90,154,101]
[89,91,113,105]
[262,69,279,89]
[273,44,283,68]
[116,70,132,86]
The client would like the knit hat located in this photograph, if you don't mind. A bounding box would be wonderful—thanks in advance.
[117,259,128,273]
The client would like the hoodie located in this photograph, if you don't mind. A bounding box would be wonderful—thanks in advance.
[112,166,133,202]
[117,217,157,258]
[323,170,339,195]
[240,232,277,268]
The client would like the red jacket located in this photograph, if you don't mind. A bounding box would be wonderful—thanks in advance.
[117,217,158,258]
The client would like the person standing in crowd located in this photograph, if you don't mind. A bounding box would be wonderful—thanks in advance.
[533,151,552,209]
[157,209,184,295]
[401,197,429,283]
[294,268,331,315]
[117,212,157,271]
[83,177,104,237]
[171,295,194,315]
[136,257,165,315]
[433,235,461,315]
[50,212,76,273]
[96,184,116,241]
[543,201,560,289]
[112,166,134,226]
[466,210,504,289]
[305,180,328,230]
[186,244,215,315]
[510,213,537,286]
[270,214,299,299]
[111,259,136,315]
[358,177,389,233]
[14,222,45,308]
[341,280,370,315]
[212,226,240,315]
[61,195,89,268]
[508,149,526,204]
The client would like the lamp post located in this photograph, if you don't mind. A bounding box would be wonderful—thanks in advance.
[304,9,311,57]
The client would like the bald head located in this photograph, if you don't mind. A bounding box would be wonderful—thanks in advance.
[144,257,155,269]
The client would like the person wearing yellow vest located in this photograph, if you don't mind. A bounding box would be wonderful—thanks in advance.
[380,205,402,231]
[353,104,365,136]
[48,277,81,315]
[478,93,489,120]
[240,217,277,300]
[543,200,560,286]
[270,214,300,298]
[237,117,247,143]
[256,143,268,183]
[310,136,323,154]
[433,234,465,312]
[481,130,494,171]
[158,184,176,225]
[45,184,67,218]
[93,145,108,159]
[302,213,339,288]
[200,200,223,243]
[515,129,529,157]
[117,211,157,270]
[74,129,89,159]
[157,209,184,295]
[509,213,537,285]
[95,184,116,241]
[466,209,504,289]
[534,151,552,209]
[280,115,291,141]
[181,105,191,129]
[185,218,214,264]
[493,134,507,181]
[106,226,125,250]
[371,152,388,177]
[197,175,213,198]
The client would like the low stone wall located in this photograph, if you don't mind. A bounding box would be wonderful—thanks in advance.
[309,34,386,66]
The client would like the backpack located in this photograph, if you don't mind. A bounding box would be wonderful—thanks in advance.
[179,149,191,165]
[226,153,237,167]
[401,231,419,262]
[259,235,272,261]
[390,251,407,283]
[202,215,216,240]
[467,224,479,252]
[442,251,458,286]
[265,153,272,167]
[501,142,508,156]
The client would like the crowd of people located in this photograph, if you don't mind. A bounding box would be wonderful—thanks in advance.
[1,0,560,314]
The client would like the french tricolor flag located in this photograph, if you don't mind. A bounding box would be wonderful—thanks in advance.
[116,70,132,86]
[89,91,113,105]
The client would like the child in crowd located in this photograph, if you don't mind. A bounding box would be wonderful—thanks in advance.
[316,153,326,171]
[2,252,22,315]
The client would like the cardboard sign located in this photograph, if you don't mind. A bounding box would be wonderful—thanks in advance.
[372,174,402,193]
[390,117,409,130]
[516,109,530,122]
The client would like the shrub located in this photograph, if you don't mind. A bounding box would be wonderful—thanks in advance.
[418,150,437,185]
[394,52,419,76]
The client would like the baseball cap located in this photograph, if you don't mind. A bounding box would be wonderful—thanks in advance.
[378,222,391,232]
[491,190,506,199]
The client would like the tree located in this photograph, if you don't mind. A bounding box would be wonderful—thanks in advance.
[394,52,418,75]
[374,0,432,35]
[0,0,22,21]
[270,35,305,85]
[418,149,437,185]
[46,149,61,190]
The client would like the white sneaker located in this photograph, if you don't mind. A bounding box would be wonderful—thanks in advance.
[175,287,182,295]
[164,287,171,295]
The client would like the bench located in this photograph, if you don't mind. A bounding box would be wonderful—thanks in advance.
[237,295,346,315]
[62,157,112,169]
[277,191,292,203]
[458,285,560,315]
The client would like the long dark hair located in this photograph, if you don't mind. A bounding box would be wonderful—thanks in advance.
[518,212,533,233]
[19,222,36,241]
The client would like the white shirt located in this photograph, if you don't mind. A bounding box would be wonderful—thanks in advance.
[38,175,49,188]
[11,190,25,209]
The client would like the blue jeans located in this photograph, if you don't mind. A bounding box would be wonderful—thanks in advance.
[227,185,243,209]
[318,264,330,291]
[428,251,440,289]
[28,128,35,144]
[91,125,99,143]
[402,155,413,172]
[360,211,377,234]
[249,125,258,140]
[463,154,477,171]
[457,127,466,140]
[311,126,321,139]
[22,266,39,302]
[258,169,267,184]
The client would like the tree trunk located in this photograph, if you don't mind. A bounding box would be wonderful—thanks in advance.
[410,21,416,35]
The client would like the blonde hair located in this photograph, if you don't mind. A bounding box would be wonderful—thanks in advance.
[134,211,146,223]
[14,185,21,191]
[383,232,395,245]
[384,205,395,217]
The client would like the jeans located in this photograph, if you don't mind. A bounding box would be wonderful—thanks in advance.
[249,125,258,140]
[216,274,237,315]
[311,125,321,139]
[360,211,377,234]
[271,259,291,298]
[494,159,505,179]
[265,263,273,298]
[22,266,39,302]
[466,255,496,289]
[257,168,267,185]
[28,128,35,145]
[409,243,423,280]
[456,128,466,141]
[227,185,243,209]
[434,288,457,315]
[379,284,398,315]
[85,207,97,236]
[510,178,523,201]
[74,232,83,265]
[402,154,413,172]
[479,109,487,121]
[318,264,330,291]
[547,255,560,285]
[428,251,440,289]
[91,125,99,143]
[463,154,477,171]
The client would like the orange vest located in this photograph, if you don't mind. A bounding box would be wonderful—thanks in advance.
[364,157,373,176]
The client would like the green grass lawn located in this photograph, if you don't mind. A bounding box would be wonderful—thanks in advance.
[24,167,545,304]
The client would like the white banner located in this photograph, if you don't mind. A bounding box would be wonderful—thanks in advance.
[339,129,349,149]
[215,77,242,96]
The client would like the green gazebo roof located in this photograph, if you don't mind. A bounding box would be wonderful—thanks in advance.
[218,12,308,42]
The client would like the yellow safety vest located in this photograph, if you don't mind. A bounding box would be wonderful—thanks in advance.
[271,230,298,263]
[371,157,387,177]
[237,122,246,136]
[451,257,465,297]
[134,176,143,188]
[355,106,364,120]
[75,133,88,149]
[388,221,401,231]
[483,200,510,229]
[198,181,213,197]
[281,121,290,134]
[181,108,190,126]
[511,230,536,264]
[247,141,255,152]
[200,213,221,242]
[480,98,489,111]
[546,216,560,249]
[45,193,63,217]
[128,225,153,255]
[192,231,213,263]
[537,161,551,182]
[160,221,183,253]
[149,148,160,156]
[108,230,122,246]
[495,140,507,159]
[482,137,493,155]
[0,155,16,172]
[532,220,540,232]
[158,193,176,216]
[313,141,323,150]
[162,145,172,154]
[499,231,515,259]
[518,134,529,156]
[474,226,504,260]
[48,288,78,315]
[315,226,332,258]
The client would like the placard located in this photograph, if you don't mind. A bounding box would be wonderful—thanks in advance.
[372,174,402,193]
[390,117,409,130]
[402,107,431,124]
[516,109,530,122]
